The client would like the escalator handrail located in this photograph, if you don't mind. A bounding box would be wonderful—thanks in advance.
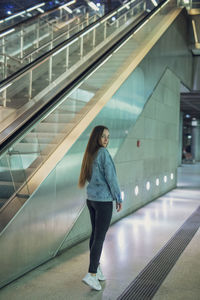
[0,0,170,158]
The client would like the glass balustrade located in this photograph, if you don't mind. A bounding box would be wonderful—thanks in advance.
[0,0,175,210]
[0,0,146,126]
[0,13,98,80]
[0,150,29,209]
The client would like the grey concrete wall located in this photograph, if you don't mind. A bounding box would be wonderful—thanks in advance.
[113,68,180,219]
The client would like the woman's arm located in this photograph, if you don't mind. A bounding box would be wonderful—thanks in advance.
[99,148,123,209]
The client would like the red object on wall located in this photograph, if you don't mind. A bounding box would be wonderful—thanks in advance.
[137,140,140,147]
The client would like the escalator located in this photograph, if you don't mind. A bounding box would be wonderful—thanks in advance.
[0,1,102,80]
[0,0,185,289]
[0,0,148,216]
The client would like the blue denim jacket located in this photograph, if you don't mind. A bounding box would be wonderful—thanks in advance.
[87,147,122,203]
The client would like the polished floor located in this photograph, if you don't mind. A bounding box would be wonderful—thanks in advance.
[0,163,200,300]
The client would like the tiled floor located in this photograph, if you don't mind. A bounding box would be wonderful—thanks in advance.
[0,163,199,300]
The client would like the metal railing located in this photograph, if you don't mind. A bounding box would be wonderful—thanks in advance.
[0,4,102,80]
[0,0,145,112]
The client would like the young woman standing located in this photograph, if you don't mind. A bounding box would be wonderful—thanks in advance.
[79,125,122,291]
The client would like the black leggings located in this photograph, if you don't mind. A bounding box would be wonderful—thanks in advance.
[87,200,113,273]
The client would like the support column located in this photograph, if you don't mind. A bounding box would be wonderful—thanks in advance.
[191,119,198,162]
[178,111,183,166]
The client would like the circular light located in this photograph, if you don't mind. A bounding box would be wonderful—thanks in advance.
[146,181,150,190]
[135,185,139,196]
[7,10,12,15]
[111,16,116,21]
[156,178,159,186]
[164,176,167,183]
[170,173,174,180]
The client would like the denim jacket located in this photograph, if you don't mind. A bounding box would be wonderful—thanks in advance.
[87,147,122,203]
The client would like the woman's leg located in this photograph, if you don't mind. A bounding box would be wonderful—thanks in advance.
[88,201,113,274]
[87,200,96,251]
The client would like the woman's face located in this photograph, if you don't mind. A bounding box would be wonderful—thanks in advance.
[100,129,109,148]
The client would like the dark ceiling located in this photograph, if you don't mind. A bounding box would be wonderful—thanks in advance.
[181,92,200,120]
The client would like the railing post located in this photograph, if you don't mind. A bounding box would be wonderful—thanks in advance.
[2,37,7,79]
[29,56,33,100]
[124,12,127,23]
[29,69,33,100]
[2,88,7,107]
[4,54,7,80]
[35,18,40,48]
[51,23,54,41]
[143,1,146,12]
[116,19,119,28]
[60,7,63,20]
[80,24,84,58]
[49,42,53,83]
[20,25,24,59]
[86,12,89,26]
[66,33,69,69]
[92,15,97,47]
[104,21,107,40]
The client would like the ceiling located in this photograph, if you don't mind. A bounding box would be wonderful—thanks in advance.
[180,92,200,120]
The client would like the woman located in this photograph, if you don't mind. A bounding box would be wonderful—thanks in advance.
[79,125,122,291]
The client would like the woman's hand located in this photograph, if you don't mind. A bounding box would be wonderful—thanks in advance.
[116,202,122,212]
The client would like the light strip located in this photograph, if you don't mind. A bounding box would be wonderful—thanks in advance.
[151,0,158,6]
[88,1,99,11]
[81,23,100,36]
[5,11,26,21]
[135,185,139,196]
[53,37,78,56]
[37,8,45,13]
[0,83,12,93]
[0,28,15,38]
[0,20,4,24]
[27,3,45,12]
[117,0,134,11]
[59,0,76,9]
[63,7,73,14]
[192,20,198,43]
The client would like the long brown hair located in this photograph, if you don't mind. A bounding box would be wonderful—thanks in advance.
[78,125,109,188]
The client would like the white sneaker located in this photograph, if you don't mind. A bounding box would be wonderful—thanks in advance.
[82,273,102,291]
[97,266,106,281]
